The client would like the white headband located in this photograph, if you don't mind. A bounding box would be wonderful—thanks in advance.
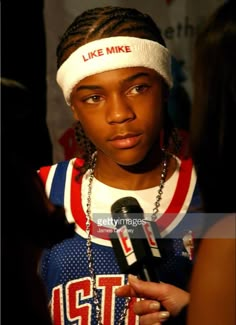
[57,36,173,105]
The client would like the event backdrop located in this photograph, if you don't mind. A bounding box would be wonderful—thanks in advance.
[44,0,224,163]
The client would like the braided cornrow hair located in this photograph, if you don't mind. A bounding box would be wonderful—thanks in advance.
[57,6,181,173]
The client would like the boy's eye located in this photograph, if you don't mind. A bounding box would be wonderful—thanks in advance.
[84,95,103,104]
[128,84,149,95]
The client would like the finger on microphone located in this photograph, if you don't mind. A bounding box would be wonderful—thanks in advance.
[115,283,136,297]
[115,274,161,299]
[126,274,166,301]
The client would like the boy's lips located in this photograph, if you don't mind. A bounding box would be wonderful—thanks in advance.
[109,133,142,149]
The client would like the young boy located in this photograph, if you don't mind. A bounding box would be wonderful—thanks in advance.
[39,6,203,324]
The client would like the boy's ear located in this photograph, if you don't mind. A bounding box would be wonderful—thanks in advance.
[71,105,80,121]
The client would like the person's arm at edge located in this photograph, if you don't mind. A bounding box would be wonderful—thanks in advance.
[187,214,236,325]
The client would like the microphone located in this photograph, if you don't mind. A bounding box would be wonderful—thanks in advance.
[110,196,163,282]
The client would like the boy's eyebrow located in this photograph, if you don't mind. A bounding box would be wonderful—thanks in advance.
[124,72,150,83]
[76,85,103,92]
[76,72,151,92]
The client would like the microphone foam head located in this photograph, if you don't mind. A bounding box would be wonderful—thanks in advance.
[111,196,144,220]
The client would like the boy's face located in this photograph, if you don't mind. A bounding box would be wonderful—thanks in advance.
[70,67,165,166]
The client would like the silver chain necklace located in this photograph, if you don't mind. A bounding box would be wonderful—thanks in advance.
[85,151,168,325]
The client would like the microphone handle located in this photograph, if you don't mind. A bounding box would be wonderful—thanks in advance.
[138,263,161,283]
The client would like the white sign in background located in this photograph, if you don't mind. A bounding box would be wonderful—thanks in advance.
[44,0,224,163]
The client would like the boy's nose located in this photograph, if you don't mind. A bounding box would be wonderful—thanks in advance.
[106,94,135,124]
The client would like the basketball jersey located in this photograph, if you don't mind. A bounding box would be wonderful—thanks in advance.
[38,157,203,325]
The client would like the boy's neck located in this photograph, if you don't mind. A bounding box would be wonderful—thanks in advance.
[94,153,177,190]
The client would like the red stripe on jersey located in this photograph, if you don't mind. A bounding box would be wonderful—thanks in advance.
[156,158,193,232]
[38,165,51,186]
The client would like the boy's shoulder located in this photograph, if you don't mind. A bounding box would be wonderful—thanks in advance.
[38,157,84,184]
